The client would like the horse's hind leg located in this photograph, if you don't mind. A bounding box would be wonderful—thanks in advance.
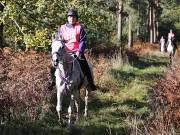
[84,89,88,117]
[172,48,177,64]
[169,53,172,65]
[75,95,80,121]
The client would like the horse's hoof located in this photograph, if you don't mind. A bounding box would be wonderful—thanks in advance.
[58,119,66,127]
[67,122,75,129]
[75,117,79,122]
[58,119,62,124]
[84,113,88,118]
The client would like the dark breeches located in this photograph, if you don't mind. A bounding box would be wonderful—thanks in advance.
[78,54,94,84]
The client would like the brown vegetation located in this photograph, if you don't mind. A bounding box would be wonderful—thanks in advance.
[148,48,180,134]
[0,49,53,121]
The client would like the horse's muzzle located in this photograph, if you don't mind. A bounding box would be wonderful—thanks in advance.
[53,59,59,67]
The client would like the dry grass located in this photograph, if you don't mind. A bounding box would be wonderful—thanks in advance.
[0,50,53,121]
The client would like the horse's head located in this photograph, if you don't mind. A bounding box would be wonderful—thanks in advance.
[51,40,66,67]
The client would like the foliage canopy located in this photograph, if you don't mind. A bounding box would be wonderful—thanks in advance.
[1,0,179,50]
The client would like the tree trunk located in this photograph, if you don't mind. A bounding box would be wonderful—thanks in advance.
[149,5,153,44]
[128,15,133,48]
[153,6,157,43]
[156,0,160,40]
[0,3,4,47]
[146,5,150,42]
[137,4,140,37]
[156,18,159,40]
[117,0,123,45]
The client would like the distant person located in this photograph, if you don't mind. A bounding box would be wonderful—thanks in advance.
[48,9,96,91]
[160,36,165,52]
[168,29,175,41]
[167,29,177,51]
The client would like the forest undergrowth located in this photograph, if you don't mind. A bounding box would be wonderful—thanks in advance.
[0,43,179,135]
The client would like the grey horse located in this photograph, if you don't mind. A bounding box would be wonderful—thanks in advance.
[51,40,90,126]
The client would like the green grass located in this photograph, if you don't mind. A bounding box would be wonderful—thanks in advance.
[0,51,169,135]
[75,51,168,134]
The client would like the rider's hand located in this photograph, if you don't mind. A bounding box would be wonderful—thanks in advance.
[75,51,81,58]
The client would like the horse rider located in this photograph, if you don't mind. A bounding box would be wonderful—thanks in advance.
[167,29,177,51]
[48,9,96,91]
[167,29,176,46]
[168,29,175,41]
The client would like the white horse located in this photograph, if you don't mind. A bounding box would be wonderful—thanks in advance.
[167,38,176,64]
[160,37,165,52]
[51,40,90,126]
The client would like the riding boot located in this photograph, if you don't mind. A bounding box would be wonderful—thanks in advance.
[86,71,97,91]
[48,66,56,90]
[78,55,97,91]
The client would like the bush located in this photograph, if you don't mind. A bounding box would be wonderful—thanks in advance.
[24,29,51,51]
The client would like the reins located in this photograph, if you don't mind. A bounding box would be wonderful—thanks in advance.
[52,52,78,64]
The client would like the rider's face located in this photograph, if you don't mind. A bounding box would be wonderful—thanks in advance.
[68,16,78,25]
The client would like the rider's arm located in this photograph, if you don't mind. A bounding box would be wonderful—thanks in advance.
[79,26,87,54]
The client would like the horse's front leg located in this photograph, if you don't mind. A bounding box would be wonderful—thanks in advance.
[68,94,75,126]
[74,92,80,121]
[84,89,88,117]
[56,86,63,124]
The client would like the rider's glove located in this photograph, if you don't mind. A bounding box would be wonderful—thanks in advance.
[75,51,81,59]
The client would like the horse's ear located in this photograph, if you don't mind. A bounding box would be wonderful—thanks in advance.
[59,35,64,41]
[60,41,65,49]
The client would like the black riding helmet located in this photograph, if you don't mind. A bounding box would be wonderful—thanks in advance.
[67,9,78,18]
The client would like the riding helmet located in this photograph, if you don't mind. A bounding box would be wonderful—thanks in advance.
[67,9,78,18]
